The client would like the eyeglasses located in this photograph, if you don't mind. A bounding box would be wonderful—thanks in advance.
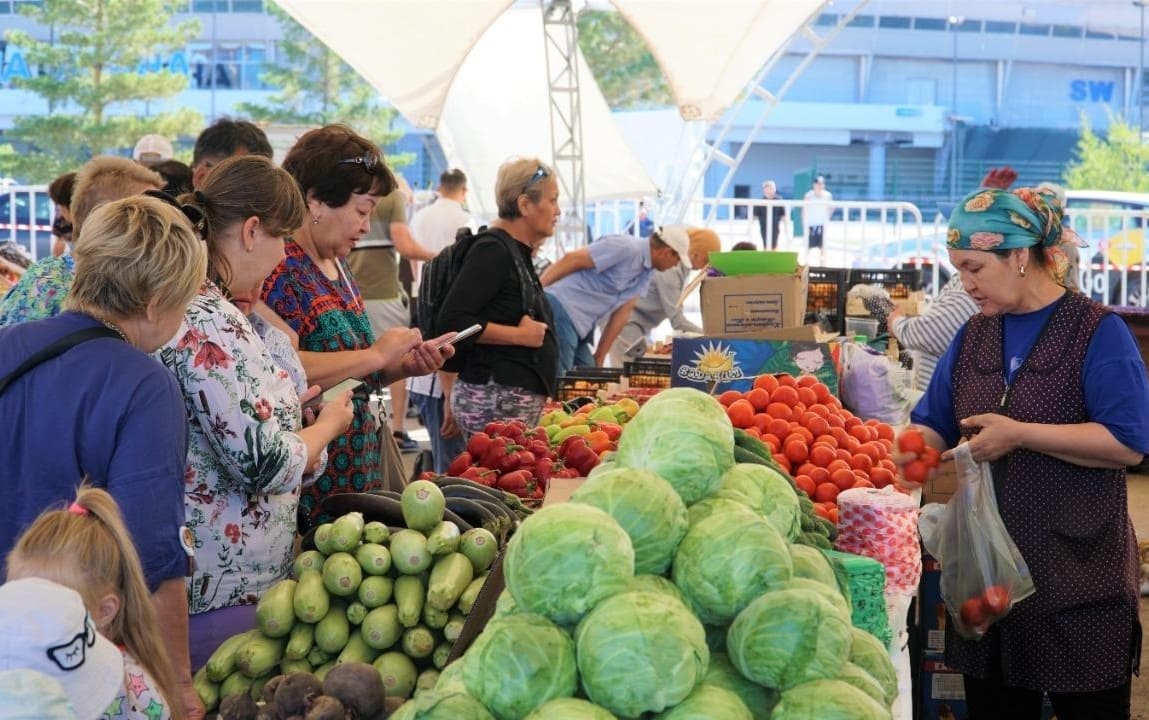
[521,165,549,195]
[338,154,381,175]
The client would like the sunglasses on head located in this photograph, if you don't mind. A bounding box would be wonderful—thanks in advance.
[521,165,549,195]
[338,153,382,175]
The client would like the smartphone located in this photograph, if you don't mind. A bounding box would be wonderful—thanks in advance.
[302,377,365,411]
[437,323,483,349]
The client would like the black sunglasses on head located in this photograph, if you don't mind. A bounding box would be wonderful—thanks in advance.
[338,153,382,175]
[521,165,549,195]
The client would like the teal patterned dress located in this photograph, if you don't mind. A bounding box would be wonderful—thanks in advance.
[262,239,385,526]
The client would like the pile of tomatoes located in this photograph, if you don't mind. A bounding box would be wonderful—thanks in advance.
[719,373,904,524]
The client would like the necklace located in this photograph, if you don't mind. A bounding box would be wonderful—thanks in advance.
[93,316,129,344]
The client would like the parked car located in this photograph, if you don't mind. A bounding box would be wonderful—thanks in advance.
[0,186,54,261]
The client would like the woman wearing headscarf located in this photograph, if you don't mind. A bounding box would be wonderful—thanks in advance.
[899,185,1149,719]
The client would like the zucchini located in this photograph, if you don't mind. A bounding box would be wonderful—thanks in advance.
[255,578,297,638]
[394,575,425,628]
[456,574,487,615]
[283,622,315,660]
[401,480,446,533]
[203,629,262,683]
[361,604,402,650]
[400,625,436,660]
[427,553,475,612]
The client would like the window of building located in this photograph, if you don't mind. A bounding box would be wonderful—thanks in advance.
[848,15,875,28]
[816,13,838,26]
[878,16,912,29]
[1019,23,1051,37]
[0,2,11,12]
[186,41,272,90]
[985,21,1017,33]
[958,19,982,32]
[914,17,947,31]
[1085,29,1116,40]
[1052,24,1082,38]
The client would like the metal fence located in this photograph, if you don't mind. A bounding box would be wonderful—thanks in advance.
[0,184,53,263]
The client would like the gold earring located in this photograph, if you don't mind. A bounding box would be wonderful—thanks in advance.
[312,216,320,225]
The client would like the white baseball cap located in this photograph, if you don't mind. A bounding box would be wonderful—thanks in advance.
[0,579,123,720]
[0,670,76,719]
[655,224,691,262]
[132,134,174,165]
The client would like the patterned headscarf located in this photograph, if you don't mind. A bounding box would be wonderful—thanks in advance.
[947,185,1083,288]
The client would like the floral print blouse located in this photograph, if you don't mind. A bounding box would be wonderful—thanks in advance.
[157,281,309,614]
[0,255,74,327]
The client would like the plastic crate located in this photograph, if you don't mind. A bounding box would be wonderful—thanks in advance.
[623,357,672,389]
[805,266,849,334]
[555,367,623,402]
[847,267,925,299]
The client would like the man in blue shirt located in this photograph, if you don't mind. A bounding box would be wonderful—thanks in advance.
[541,225,690,372]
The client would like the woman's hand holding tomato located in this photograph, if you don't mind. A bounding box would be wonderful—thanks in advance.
[892,426,943,490]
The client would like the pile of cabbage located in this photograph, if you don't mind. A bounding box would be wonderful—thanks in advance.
[405,388,897,720]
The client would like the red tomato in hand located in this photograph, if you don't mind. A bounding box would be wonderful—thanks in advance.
[959,597,987,629]
[980,585,1011,616]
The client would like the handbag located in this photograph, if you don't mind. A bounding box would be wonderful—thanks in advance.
[919,443,1037,638]
[0,326,122,394]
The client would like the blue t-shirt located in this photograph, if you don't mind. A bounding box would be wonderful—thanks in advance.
[913,301,1149,454]
[546,235,654,337]
[0,311,189,590]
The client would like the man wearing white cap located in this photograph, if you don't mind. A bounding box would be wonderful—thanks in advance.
[132,134,174,167]
[541,225,690,372]
[0,578,124,720]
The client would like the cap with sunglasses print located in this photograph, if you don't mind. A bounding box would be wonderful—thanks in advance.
[0,578,123,720]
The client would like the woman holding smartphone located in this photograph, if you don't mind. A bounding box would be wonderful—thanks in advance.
[158,155,354,668]
[437,157,560,437]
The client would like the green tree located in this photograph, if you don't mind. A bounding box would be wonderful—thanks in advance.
[236,3,412,168]
[576,9,671,110]
[1063,113,1149,192]
[0,0,202,182]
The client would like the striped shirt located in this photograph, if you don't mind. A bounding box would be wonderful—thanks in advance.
[891,274,978,391]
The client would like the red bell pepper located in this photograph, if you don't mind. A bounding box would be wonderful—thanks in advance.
[466,432,492,459]
[483,421,507,437]
[595,421,622,442]
[446,451,473,477]
[496,469,535,496]
[460,466,498,487]
[480,436,510,469]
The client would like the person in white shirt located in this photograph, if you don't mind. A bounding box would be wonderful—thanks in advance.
[407,169,477,473]
[803,175,832,265]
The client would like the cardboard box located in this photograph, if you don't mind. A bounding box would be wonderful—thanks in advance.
[700,266,809,335]
[918,658,968,720]
[671,331,841,397]
[542,476,586,506]
[922,460,959,505]
[918,554,948,659]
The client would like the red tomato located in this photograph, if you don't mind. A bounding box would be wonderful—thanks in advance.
[897,429,926,455]
[981,586,1011,616]
[959,597,987,629]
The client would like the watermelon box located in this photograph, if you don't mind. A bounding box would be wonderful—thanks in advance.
[670,326,841,397]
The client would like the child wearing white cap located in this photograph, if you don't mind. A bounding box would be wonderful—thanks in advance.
[0,579,123,720]
[5,489,182,720]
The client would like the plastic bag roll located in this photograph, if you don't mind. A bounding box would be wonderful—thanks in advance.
[835,486,922,595]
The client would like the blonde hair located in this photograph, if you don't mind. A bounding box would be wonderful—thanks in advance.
[6,487,185,720]
[495,157,555,219]
[65,195,207,318]
[70,156,164,238]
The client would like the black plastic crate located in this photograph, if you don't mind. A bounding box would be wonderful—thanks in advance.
[623,357,672,389]
[847,267,924,299]
[555,367,623,402]
[805,266,849,334]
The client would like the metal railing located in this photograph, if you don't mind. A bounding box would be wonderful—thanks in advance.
[0,184,54,263]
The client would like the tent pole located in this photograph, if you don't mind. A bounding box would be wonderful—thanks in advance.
[542,0,588,252]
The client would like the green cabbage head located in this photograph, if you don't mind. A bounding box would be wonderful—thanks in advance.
[504,504,634,625]
[716,463,801,540]
[571,467,688,575]
[387,687,494,720]
[575,590,709,717]
[614,389,734,504]
[784,577,851,619]
[848,627,898,707]
[654,684,753,719]
[703,653,779,720]
[726,586,852,690]
[524,698,617,719]
[461,614,577,720]
[672,511,793,624]
[685,496,757,527]
[788,544,838,589]
[770,679,891,720]
[835,662,888,707]
[627,574,689,605]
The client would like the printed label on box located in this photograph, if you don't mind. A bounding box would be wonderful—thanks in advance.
[722,292,788,332]
[671,337,840,396]
[930,671,966,701]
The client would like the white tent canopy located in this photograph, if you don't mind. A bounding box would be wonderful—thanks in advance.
[271,0,826,216]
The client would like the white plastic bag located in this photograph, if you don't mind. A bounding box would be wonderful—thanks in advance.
[839,341,912,425]
[918,444,1036,638]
